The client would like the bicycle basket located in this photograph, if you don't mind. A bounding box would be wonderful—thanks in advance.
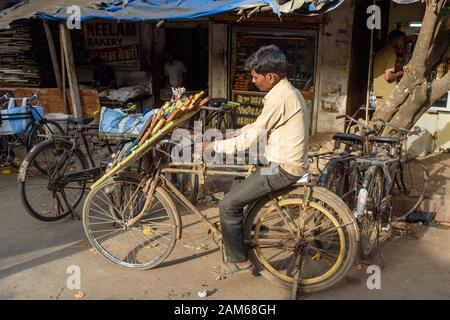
[0,98,44,136]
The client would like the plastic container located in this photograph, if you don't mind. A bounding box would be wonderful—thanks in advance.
[355,188,368,217]
[45,112,69,134]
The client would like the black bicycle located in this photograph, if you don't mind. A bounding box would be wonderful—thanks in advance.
[198,98,239,132]
[0,93,64,168]
[354,121,428,258]
[318,116,427,258]
[18,115,139,222]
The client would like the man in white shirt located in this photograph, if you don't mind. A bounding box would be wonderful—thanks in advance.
[164,53,187,88]
[199,45,309,276]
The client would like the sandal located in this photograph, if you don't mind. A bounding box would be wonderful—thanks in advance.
[212,262,253,277]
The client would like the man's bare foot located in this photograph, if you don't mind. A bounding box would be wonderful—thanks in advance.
[235,260,252,269]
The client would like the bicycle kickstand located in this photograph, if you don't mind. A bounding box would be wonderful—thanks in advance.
[376,244,385,270]
[291,253,303,300]
[61,191,81,220]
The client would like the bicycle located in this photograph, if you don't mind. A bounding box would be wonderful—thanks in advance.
[0,93,64,168]
[353,121,428,258]
[198,98,239,132]
[317,114,376,210]
[81,119,359,294]
[18,114,140,222]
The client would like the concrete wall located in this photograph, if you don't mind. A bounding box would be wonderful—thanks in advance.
[408,111,450,154]
[314,0,355,133]
[209,22,228,99]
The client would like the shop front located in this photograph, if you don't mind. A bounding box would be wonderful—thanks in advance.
[229,27,317,130]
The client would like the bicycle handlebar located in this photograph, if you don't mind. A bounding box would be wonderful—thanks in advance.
[376,119,422,136]
[336,114,376,134]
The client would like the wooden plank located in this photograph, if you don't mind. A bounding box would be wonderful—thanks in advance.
[43,20,63,105]
[59,23,82,117]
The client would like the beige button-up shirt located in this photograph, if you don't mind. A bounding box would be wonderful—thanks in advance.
[212,78,309,177]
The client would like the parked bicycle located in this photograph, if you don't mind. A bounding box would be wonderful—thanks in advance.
[0,93,64,168]
[317,115,428,258]
[354,120,428,258]
[18,114,140,222]
[197,98,239,132]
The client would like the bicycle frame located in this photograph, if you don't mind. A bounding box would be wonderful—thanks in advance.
[123,161,256,239]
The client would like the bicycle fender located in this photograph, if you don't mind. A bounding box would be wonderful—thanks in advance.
[17,139,53,183]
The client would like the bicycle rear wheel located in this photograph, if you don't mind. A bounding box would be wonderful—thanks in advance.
[392,158,428,217]
[82,177,178,270]
[19,139,88,221]
[244,186,358,293]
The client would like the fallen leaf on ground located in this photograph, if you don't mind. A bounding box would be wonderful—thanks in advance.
[74,291,86,299]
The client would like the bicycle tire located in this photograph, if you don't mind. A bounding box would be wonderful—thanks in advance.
[319,160,346,197]
[358,166,383,259]
[82,176,178,270]
[244,186,358,293]
[392,158,428,217]
[19,139,88,222]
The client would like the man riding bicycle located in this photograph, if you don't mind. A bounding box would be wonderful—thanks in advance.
[199,45,310,276]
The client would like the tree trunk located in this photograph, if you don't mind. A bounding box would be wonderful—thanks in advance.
[370,0,450,135]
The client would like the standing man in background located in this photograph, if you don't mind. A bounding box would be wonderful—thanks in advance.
[164,53,187,88]
[373,30,405,107]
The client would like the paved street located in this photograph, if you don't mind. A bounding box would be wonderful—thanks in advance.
[1,153,450,300]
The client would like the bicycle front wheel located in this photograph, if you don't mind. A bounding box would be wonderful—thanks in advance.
[244,186,358,293]
[82,177,178,270]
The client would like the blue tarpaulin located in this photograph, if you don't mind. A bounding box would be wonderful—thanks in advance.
[39,0,282,22]
[37,0,348,22]
[0,1,348,28]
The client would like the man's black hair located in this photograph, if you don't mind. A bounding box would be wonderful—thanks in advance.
[388,30,405,43]
[245,45,289,78]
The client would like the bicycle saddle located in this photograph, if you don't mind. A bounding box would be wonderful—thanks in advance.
[68,116,94,125]
[369,136,400,144]
[208,98,227,109]
[333,132,364,144]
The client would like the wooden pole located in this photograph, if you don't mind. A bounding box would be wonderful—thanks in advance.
[59,22,82,117]
[59,29,67,114]
[43,20,66,112]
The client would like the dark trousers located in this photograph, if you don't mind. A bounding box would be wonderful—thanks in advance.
[219,164,300,262]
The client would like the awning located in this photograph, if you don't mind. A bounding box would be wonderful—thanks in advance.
[0,0,424,29]
[39,0,282,22]
[0,0,349,29]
